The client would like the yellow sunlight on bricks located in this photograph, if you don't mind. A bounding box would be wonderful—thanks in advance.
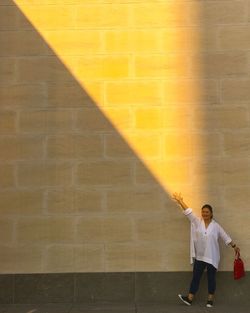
[14,1,204,203]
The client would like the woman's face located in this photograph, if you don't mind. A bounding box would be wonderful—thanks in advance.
[202,207,212,221]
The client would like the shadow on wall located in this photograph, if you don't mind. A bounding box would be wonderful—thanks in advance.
[0,1,194,274]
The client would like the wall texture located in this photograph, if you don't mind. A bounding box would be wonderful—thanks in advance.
[0,0,249,274]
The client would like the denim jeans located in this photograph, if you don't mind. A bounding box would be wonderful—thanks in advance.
[189,259,217,295]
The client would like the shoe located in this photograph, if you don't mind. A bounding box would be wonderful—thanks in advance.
[178,294,192,306]
[206,300,213,307]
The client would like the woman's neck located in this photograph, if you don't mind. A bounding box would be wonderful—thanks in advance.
[204,220,212,228]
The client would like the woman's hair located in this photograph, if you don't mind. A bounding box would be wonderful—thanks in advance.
[201,204,213,219]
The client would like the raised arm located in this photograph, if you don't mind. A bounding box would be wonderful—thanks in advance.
[172,192,200,226]
[172,192,189,210]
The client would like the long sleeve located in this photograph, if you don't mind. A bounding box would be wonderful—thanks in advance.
[183,208,200,227]
[218,224,232,245]
[183,208,199,264]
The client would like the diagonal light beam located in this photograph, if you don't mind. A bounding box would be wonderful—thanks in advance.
[13,0,205,205]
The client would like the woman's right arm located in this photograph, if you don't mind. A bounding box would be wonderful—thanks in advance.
[172,192,189,210]
[172,192,199,225]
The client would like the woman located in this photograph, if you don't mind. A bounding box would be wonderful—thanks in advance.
[172,192,240,308]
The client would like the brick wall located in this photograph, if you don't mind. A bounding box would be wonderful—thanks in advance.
[0,0,249,273]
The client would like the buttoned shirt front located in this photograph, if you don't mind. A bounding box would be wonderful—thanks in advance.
[184,208,232,269]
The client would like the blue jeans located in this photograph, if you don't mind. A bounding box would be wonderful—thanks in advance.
[189,259,217,295]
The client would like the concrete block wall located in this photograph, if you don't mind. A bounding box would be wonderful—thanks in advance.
[0,0,250,274]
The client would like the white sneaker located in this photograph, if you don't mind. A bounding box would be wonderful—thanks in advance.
[206,300,213,307]
[178,294,192,306]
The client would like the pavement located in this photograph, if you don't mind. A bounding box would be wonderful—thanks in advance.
[0,302,248,313]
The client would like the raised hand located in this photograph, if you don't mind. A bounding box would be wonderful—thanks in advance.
[172,192,183,203]
[172,192,189,210]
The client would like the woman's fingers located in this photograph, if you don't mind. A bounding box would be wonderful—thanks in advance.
[172,192,183,202]
[172,192,177,198]
[234,247,240,254]
[172,192,180,200]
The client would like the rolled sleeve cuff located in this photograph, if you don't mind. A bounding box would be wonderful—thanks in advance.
[226,238,232,246]
[183,208,192,216]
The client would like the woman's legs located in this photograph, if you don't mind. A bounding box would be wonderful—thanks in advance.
[188,259,206,300]
[206,263,217,300]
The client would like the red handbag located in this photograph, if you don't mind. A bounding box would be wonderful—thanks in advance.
[234,252,245,280]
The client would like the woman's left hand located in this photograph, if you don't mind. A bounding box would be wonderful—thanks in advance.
[234,246,240,254]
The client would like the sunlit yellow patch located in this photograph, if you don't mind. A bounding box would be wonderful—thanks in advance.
[14,1,204,201]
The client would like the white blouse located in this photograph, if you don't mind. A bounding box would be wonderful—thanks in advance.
[184,208,232,269]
